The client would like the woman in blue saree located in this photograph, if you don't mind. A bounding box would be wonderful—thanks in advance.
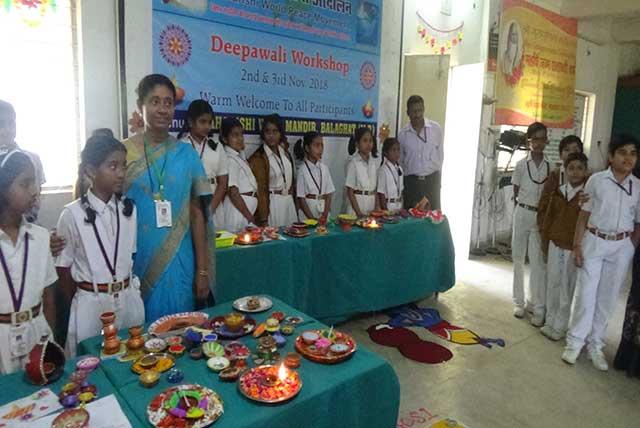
[123,74,216,321]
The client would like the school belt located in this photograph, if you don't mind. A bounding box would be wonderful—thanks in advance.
[241,191,257,197]
[269,189,292,196]
[387,197,403,203]
[77,278,130,294]
[587,227,632,241]
[305,194,326,200]
[0,302,42,325]
[354,190,375,196]
[517,202,538,212]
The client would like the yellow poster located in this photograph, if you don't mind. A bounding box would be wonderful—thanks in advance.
[495,0,577,128]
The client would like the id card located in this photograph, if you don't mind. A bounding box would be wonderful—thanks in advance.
[155,200,172,228]
[9,324,29,358]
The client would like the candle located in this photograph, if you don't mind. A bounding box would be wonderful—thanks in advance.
[243,233,251,243]
[370,220,379,228]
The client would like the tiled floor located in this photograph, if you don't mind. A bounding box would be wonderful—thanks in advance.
[339,256,640,428]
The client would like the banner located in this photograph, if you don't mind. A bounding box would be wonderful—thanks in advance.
[153,0,381,136]
[495,0,577,128]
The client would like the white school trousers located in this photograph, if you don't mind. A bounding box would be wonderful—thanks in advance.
[545,241,577,334]
[566,232,634,352]
[511,205,546,315]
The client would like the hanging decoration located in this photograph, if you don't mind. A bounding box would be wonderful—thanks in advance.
[2,0,57,27]
[416,11,463,56]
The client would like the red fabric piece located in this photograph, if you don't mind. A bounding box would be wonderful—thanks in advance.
[367,325,421,347]
[398,341,453,364]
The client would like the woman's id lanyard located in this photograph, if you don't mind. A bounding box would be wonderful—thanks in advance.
[144,136,172,228]
[90,199,121,282]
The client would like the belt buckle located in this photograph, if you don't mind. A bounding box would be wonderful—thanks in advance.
[11,309,31,325]
[417,176,426,181]
[111,281,123,293]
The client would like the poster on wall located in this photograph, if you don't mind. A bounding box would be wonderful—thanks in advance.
[153,0,381,136]
[495,0,577,128]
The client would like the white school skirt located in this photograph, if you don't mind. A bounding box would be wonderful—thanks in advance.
[346,194,376,216]
[223,195,258,233]
[268,194,298,227]
[0,314,52,375]
[65,278,145,357]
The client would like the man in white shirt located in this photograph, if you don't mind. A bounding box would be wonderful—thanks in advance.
[397,95,444,210]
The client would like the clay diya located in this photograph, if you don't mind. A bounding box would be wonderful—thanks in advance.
[139,370,160,388]
[168,344,186,358]
[270,311,285,321]
[138,354,159,369]
[224,312,245,332]
[25,336,65,385]
[281,325,295,336]
[165,336,183,346]
[207,356,230,372]
[189,347,203,360]
[301,331,320,345]
[52,408,89,428]
[284,353,301,369]
[219,366,241,382]
[224,341,250,361]
[265,318,280,333]
[166,368,185,384]
[202,341,225,358]
[144,338,167,353]
[76,356,100,372]
[238,364,302,403]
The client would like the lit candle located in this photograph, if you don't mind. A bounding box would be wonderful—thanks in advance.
[243,233,251,243]
[370,220,379,228]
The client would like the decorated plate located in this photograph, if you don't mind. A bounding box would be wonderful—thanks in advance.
[147,384,224,428]
[233,296,273,313]
[148,312,209,338]
[408,208,429,219]
[282,227,310,238]
[131,353,175,375]
[52,408,90,428]
[238,365,302,404]
[294,330,357,364]
[203,316,256,339]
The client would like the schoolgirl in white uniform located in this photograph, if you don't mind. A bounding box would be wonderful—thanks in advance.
[294,131,335,221]
[220,117,258,233]
[178,100,228,230]
[55,135,144,357]
[0,150,57,374]
[345,127,379,217]
[377,137,405,212]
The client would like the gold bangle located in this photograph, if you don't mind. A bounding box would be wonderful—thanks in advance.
[197,270,209,278]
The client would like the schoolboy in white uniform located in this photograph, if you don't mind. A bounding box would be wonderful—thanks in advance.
[562,135,640,371]
[511,122,550,326]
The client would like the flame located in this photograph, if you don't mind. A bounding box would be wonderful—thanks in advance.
[243,233,251,242]
[278,363,288,381]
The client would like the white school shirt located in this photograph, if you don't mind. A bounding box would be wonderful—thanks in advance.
[512,153,550,207]
[377,159,404,199]
[264,144,294,192]
[397,119,444,176]
[582,168,640,233]
[345,153,378,192]
[55,192,137,284]
[296,159,335,196]
[224,146,258,193]
[0,220,57,314]
[181,134,228,190]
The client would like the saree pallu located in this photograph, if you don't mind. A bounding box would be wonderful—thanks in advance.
[124,134,215,322]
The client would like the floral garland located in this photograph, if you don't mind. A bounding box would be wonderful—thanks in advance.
[416,12,463,55]
[504,60,524,87]
[2,0,57,27]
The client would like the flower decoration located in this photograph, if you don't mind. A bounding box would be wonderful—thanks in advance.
[504,61,524,87]
[159,24,192,67]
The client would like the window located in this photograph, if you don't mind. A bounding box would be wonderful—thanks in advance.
[0,0,80,188]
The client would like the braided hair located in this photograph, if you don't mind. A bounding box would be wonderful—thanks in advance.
[78,135,134,224]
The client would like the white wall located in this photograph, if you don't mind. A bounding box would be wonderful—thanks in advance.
[619,44,640,77]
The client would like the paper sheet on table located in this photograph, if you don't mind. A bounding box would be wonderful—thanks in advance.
[24,395,132,428]
[0,388,61,428]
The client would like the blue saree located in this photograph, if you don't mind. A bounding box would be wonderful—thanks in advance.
[124,134,216,322]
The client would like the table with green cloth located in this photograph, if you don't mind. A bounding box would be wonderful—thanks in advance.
[217,218,456,324]
[0,358,143,426]
[77,297,400,428]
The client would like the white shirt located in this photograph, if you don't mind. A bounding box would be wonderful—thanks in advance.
[582,168,640,233]
[512,154,550,207]
[559,182,583,202]
[55,192,137,284]
[264,144,293,192]
[224,145,258,194]
[181,134,228,186]
[397,119,444,176]
[296,159,335,196]
[345,153,378,192]
[377,159,404,199]
[0,221,56,313]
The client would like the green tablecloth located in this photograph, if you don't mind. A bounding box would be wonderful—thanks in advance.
[77,297,400,428]
[217,218,456,324]
[0,359,143,426]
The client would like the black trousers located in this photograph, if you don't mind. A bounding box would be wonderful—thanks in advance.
[403,171,441,210]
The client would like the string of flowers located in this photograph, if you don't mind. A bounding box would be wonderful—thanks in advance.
[416,11,463,55]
